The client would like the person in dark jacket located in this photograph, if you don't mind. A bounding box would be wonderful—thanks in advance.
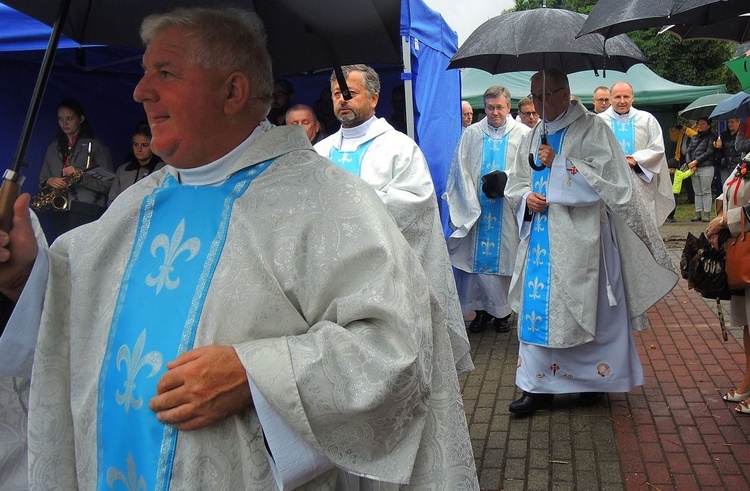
[686,117,716,222]
[107,123,165,206]
[714,118,743,197]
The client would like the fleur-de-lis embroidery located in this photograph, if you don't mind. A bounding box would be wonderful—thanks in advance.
[337,153,353,164]
[531,243,547,266]
[116,330,163,413]
[527,277,545,299]
[533,214,547,233]
[107,453,147,491]
[480,239,496,256]
[145,219,200,294]
[490,138,502,151]
[481,212,498,230]
[525,310,543,332]
[534,175,547,194]
[619,137,632,153]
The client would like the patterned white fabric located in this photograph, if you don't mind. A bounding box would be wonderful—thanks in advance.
[27,126,478,490]
[599,106,674,226]
[506,101,678,348]
[443,117,529,317]
[315,117,473,373]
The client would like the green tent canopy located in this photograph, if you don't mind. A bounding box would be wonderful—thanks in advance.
[461,63,726,111]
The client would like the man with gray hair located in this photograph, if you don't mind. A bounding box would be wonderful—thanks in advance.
[314,64,473,374]
[0,9,477,489]
[444,86,529,334]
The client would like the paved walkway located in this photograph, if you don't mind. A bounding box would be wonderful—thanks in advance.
[459,242,750,490]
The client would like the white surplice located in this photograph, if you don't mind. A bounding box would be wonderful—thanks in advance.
[443,117,529,318]
[315,117,473,373]
[26,126,478,489]
[599,106,674,226]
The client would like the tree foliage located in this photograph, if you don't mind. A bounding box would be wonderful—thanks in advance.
[512,0,740,91]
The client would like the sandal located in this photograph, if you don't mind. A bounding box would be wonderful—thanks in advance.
[723,389,750,402]
[735,400,750,414]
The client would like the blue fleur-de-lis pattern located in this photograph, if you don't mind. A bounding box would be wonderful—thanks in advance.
[472,133,508,274]
[96,159,273,491]
[520,130,567,346]
[610,117,635,157]
[329,139,376,177]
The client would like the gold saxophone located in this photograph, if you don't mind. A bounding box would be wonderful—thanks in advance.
[31,141,92,213]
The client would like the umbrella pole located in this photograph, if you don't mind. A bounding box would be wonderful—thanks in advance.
[0,0,72,232]
[528,69,547,171]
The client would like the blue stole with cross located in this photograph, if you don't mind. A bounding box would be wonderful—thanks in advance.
[472,132,508,273]
[328,139,376,177]
[519,129,567,346]
[96,159,273,491]
[610,115,635,156]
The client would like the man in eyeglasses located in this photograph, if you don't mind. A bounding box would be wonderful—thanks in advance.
[592,86,611,114]
[443,86,530,334]
[598,81,673,227]
[516,97,539,128]
[503,69,677,416]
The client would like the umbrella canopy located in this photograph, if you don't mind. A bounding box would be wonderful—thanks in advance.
[2,0,403,77]
[659,14,750,43]
[727,55,750,91]
[578,0,750,39]
[678,93,732,120]
[709,91,750,120]
[448,8,647,75]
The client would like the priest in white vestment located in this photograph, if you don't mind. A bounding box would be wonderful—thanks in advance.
[443,86,529,333]
[314,65,473,373]
[598,82,674,226]
[0,9,478,489]
[505,69,678,416]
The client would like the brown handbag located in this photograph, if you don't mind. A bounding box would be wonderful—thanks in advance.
[725,211,750,290]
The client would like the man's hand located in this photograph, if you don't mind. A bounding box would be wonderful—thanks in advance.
[0,194,38,301]
[526,192,547,213]
[150,344,253,431]
[626,156,637,167]
[537,144,555,168]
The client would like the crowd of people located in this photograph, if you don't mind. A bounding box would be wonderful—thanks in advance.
[0,5,747,489]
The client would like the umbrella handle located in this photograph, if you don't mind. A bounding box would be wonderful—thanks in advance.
[0,171,21,233]
[528,134,547,171]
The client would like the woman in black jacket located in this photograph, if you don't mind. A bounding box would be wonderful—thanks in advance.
[686,117,716,222]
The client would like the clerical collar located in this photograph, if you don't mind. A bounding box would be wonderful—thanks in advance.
[613,109,631,123]
[487,119,507,137]
[340,116,377,141]
[544,103,572,134]
[174,120,271,186]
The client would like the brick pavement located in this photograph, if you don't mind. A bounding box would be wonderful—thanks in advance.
[459,250,750,490]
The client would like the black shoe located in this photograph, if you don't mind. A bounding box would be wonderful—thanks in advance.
[578,392,603,406]
[665,216,676,223]
[494,314,511,333]
[468,310,491,333]
[508,391,554,415]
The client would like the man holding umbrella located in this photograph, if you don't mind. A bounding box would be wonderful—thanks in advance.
[504,69,677,416]
[598,82,674,226]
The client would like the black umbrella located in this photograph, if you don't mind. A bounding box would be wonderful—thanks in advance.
[448,7,646,171]
[578,0,750,39]
[0,0,403,230]
[448,8,647,75]
[659,14,750,44]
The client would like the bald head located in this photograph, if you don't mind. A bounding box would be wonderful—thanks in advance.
[462,101,473,128]
[610,82,634,115]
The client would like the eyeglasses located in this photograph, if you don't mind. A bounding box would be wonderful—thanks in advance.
[594,98,610,103]
[528,87,565,101]
[518,110,538,116]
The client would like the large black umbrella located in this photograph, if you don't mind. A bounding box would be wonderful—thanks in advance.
[448,7,646,171]
[659,14,750,44]
[0,0,403,230]
[448,8,647,75]
[578,0,750,39]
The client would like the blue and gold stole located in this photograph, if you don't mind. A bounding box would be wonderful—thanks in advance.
[472,132,509,273]
[610,115,635,156]
[519,129,567,346]
[96,159,272,491]
[328,139,376,177]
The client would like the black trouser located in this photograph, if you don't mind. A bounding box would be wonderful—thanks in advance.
[51,201,105,239]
